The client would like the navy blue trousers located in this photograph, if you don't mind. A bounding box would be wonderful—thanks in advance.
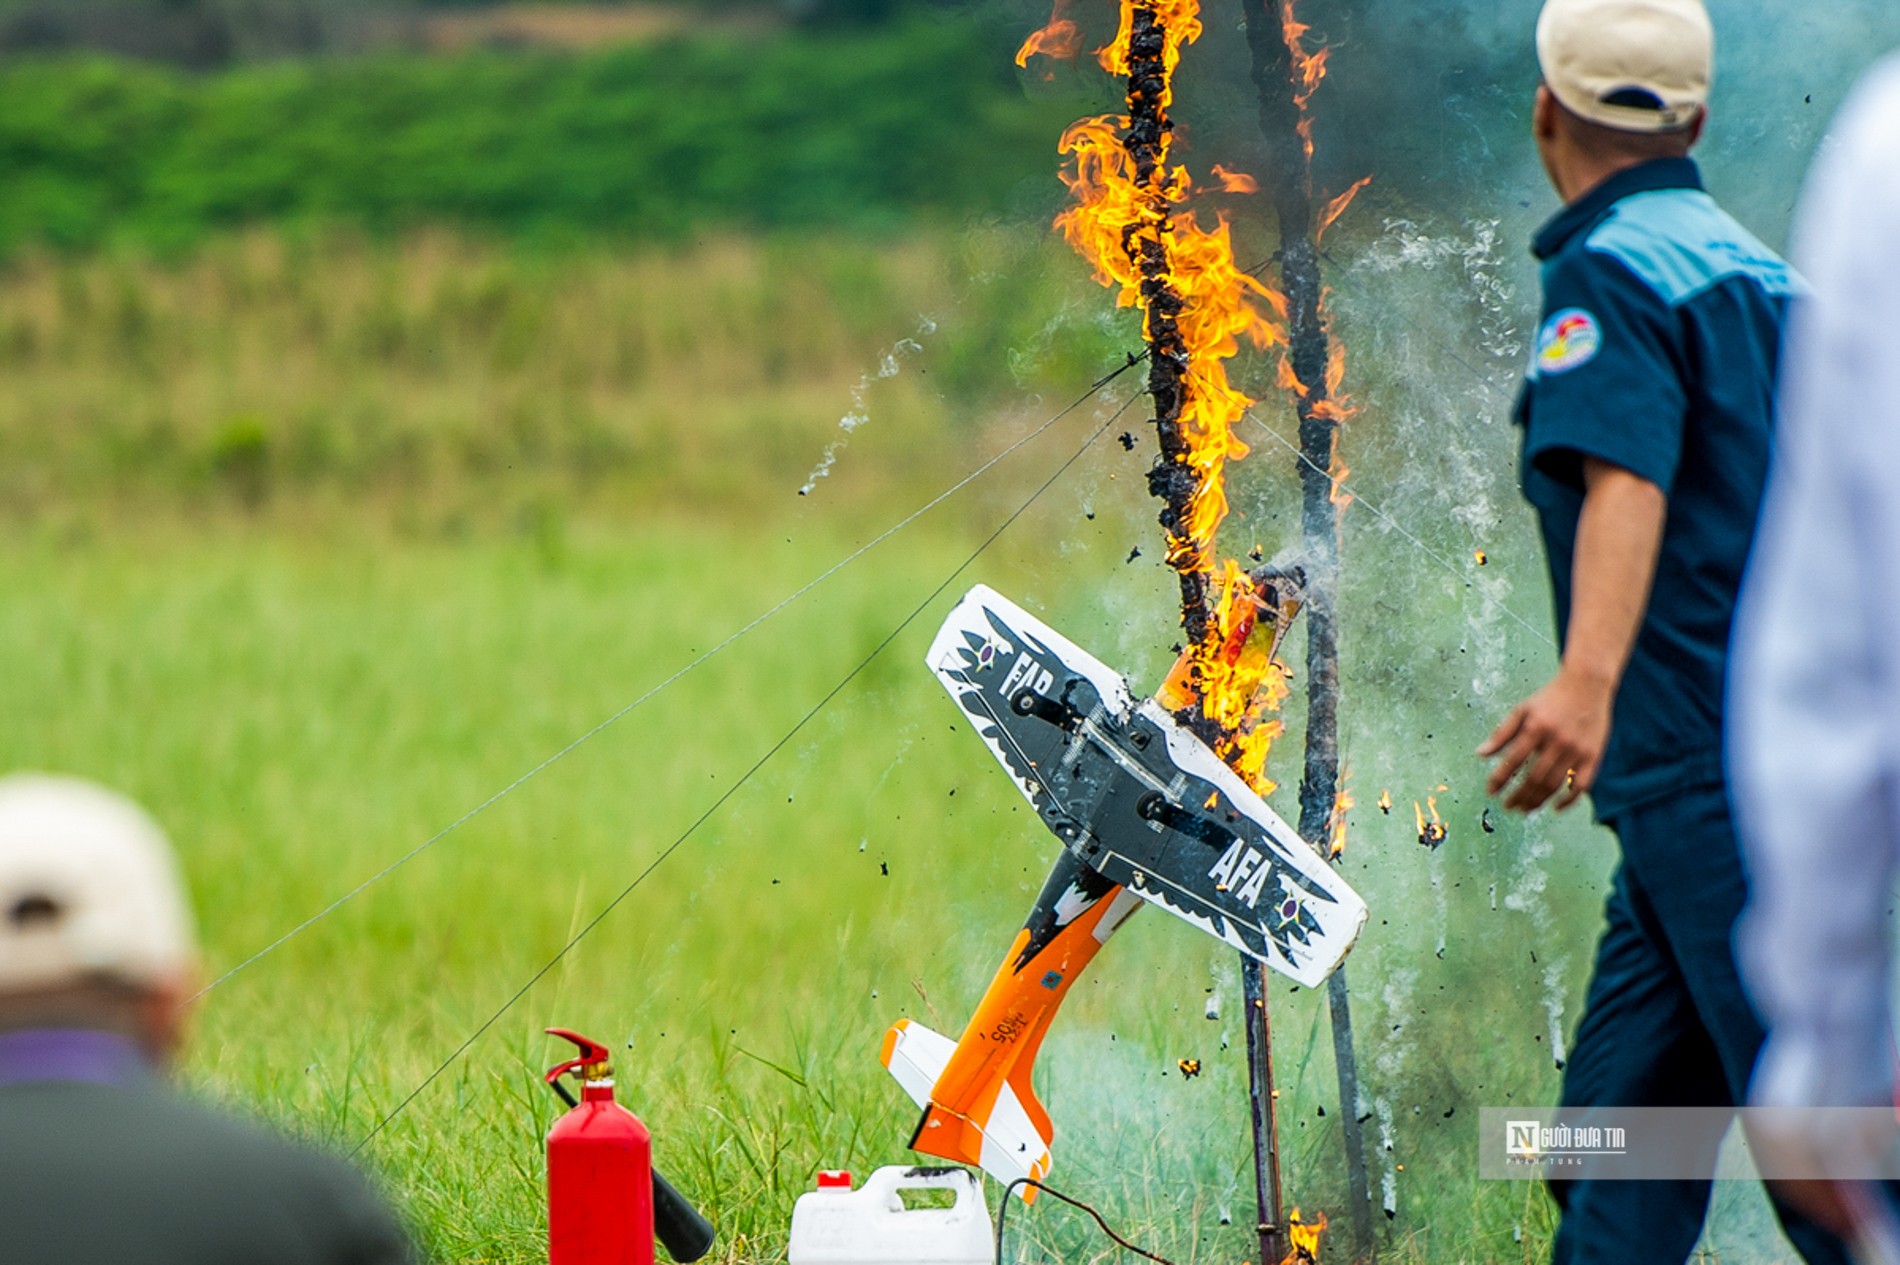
[1549,781,1853,1265]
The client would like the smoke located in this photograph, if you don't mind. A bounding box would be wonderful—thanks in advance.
[797,318,938,498]
[968,3,1900,1256]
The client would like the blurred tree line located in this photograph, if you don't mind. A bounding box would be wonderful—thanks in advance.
[0,16,1072,255]
[0,0,914,66]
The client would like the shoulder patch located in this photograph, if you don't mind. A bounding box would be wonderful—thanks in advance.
[1536,308,1602,375]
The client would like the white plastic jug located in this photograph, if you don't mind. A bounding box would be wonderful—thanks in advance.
[787,1165,992,1265]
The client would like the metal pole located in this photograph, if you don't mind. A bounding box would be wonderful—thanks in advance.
[1236,1,1376,1256]
[1243,957,1286,1264]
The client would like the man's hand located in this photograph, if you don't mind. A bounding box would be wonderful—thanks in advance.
[1480,665,1615,812]
[1481,458,1667,815]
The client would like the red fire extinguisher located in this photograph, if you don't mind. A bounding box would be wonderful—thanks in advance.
[546,1027,653,1265]
[544,1028,714,1265]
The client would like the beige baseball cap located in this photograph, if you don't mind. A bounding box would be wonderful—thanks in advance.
[0,774,196,994]
[1537,0,1714,133]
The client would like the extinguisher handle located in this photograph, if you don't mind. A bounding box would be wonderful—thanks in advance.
[544,1027,613,1085]
[653,1167,715,1263]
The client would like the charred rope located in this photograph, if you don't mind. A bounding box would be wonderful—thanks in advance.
[1119,5,1285,1261]
[1127,2,1210,658]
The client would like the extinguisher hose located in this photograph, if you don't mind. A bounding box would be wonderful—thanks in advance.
[653,1170,716,1263]
[546,1080,714,1262]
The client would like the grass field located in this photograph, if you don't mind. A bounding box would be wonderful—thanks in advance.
[0,509,1565,1265]
[0,215,1806,1263]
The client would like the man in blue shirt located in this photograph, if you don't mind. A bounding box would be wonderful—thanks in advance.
[1479,2,1849,1261]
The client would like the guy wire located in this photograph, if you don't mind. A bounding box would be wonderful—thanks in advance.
[195,353,1147,1002]
[351,394,1136,1154]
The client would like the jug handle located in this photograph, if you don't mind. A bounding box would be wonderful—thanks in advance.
[883,1165,982,1214]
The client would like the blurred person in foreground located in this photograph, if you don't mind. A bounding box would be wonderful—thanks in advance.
[0,773,411,1264]
[1730,52,1900,1257]
[1477,0,1850,1260]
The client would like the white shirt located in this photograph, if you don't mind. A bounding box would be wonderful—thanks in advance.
[1731,54,1900,1111]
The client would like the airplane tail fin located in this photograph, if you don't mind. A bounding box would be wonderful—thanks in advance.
[880,1019,1051,1203]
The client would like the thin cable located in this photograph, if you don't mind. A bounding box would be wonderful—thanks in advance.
[994,1177,1176,1265]
[194,357,1146,1002]
[1244,411,1556,649]
[350,398,1133,1156]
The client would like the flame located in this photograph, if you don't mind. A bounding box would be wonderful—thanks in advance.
[1051,0,1296,785]
[1199,560,1292,792]
[1280,0,1329,163]
[1415,796,1447,849]
[1323,326,1349,398]
[1280,1207,1327,1263]
[1155,566,1296,794]
[1096,0,1203,81]
[1317,175,1371,241]
[1326,451,1352,512]
[1327,782,1352,860]
[1015,0,1082,66]
[1279,1,1329,109]
[1211,163,1259,193]
[1378,788,1392,814]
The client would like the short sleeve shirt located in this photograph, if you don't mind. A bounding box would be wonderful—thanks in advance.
[1512,158,1802,821]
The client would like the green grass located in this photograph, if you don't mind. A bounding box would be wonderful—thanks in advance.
[0,504,1345,1263]
[0,423,1588,1264]
[0,226,1129,530]
[0,209,1804,1262]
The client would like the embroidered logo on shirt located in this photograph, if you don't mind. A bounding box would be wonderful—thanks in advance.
[1536,308,1602,375]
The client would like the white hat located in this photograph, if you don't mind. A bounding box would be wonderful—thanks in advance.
[0,775,196,994]
[1537,0,1714,133]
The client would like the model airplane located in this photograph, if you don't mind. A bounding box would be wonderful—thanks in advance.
[882,581,1369,1198]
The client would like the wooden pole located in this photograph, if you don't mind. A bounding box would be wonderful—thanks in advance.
[1237,1,1376,1257]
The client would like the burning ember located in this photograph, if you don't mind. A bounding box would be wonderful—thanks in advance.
[1279,1208,1327,1264]
[1378,788,1392,815]
[1327,783,1352,860]
[1415,797,1447,850]
[1177,1057,1203,1079]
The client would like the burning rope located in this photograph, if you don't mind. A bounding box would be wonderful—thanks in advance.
[1033,3,1326,1261]
[1048,0,1290,784]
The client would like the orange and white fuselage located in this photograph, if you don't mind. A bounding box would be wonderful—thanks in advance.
[882,853,1141,1201]
[881,583,1366,1199]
